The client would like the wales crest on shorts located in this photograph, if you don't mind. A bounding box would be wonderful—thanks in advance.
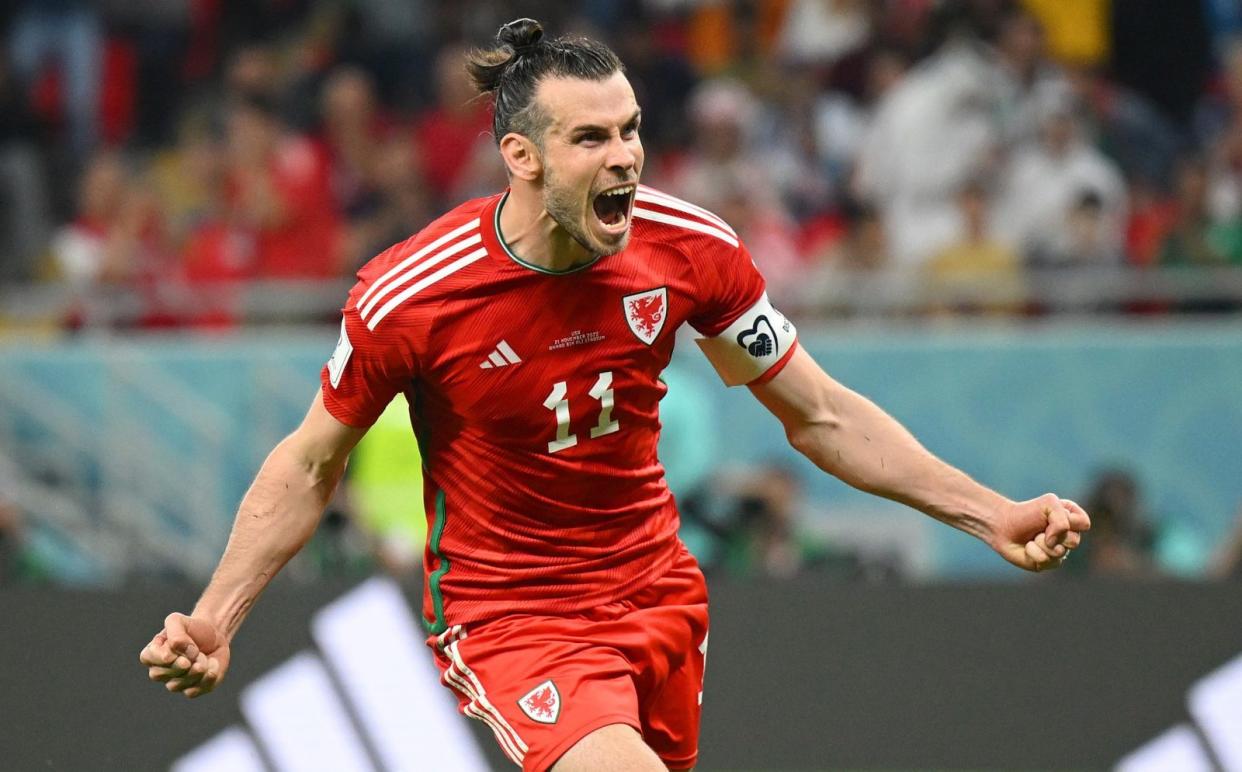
[517,679,561,724]
[623,287,668,345]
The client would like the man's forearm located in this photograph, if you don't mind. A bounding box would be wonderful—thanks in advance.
[782,382,1009,543]
[192,437,346,640]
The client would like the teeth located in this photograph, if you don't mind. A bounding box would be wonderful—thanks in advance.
[603,186,634,197]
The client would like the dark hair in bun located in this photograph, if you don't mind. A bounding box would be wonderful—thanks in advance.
[499,17,543,54]
[465,18,623,146]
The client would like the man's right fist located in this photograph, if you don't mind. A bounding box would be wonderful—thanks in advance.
[138,612,231,699]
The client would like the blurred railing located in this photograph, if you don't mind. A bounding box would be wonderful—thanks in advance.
[0,338,323,583]
[2,266,1242,329]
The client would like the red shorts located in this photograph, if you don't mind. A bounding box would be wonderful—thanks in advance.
[427,544,710,771]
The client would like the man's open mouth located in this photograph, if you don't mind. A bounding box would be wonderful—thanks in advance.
[592,185,636,231]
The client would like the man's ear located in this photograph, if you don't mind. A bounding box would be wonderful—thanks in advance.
[499,133,542,182]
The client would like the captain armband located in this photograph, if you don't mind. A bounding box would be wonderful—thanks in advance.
[695,293,797,386]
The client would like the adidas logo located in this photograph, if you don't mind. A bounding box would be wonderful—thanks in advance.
[173,579,489,771]
[479,340,522,369]
[1118,651,1242,770]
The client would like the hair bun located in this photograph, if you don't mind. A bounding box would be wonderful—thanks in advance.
[498,18,543,54]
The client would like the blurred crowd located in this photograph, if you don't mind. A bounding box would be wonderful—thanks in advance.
[2,0,1242,329]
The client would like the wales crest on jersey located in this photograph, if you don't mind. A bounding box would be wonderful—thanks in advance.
[622,287,668,345]
[518,679,561,724]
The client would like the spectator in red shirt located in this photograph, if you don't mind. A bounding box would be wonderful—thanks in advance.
[315,65,403,268]
[223,92,343,280]
[412,43,498,206]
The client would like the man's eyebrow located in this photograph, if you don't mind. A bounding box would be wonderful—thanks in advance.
[568,110,643,135]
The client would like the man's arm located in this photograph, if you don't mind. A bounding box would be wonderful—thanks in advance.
[749,347,1089,571]
[139,389,368,697]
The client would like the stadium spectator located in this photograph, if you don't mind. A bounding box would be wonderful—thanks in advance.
[0,52,51,281]
[365,137,437,256]
[1062,469,1157,578]
[710,463,829,580]
[775,0,872,71]
[806,199,892,317]
[148,113,226,256]
[1204,104,1242,234]
[1032,189,1122,267]
[1195,38,1242,149]
[992,7,1066,149]
[923,178,1024,314]
[49,150,160,290]
[710,167,804,307]
[315,66,395,267]
[1159,155,1241,266]
[161,118,246,328]
[412,43,500,207]
[759,74,838,222]
[852,25,1002,266]
[811,45,908,196]
[7,0,103,160]
[609,14,698,154]
[995,85,1127,266]
[1065,64,1181,190]
[170,94,345,324]
[219,92,342,279]
[223,42,282,103]
[1125,176,1179,268]
[664,77,785,226]
[328,0,436,110]
[110,0,195,148]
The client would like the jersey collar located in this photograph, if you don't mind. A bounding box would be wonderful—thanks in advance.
[484,190,608,276]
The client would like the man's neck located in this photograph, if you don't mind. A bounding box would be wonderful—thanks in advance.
[498,189,596,273]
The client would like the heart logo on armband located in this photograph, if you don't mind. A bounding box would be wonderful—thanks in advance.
[736,315,778,358]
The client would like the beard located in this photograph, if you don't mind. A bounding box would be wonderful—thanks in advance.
[543,165,630,259]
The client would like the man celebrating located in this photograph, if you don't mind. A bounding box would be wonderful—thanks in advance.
[140,19,1089,771]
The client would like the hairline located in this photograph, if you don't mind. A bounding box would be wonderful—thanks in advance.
[517,70,631,149]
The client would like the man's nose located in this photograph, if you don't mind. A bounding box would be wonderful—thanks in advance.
[605,135,637,172]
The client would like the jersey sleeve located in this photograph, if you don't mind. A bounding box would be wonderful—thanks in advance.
[687,238,798,387]
[319,287,421,428]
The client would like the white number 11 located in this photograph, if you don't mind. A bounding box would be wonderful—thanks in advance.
[543,371,620,453]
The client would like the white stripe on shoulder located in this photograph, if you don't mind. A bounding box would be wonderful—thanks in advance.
[632,206,739,248]
[365,247,489,330]
[358,218,480,310]
[359,232,482,320]
[635,186,737,236]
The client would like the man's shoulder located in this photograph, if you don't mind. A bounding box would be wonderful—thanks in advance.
[359,195,497,280]
[347,194,499,331]
[630,185,740,256]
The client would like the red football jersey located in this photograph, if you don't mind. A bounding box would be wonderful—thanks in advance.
[321,185,797,632]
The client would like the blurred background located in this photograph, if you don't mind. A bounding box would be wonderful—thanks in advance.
[1,1,1241,770]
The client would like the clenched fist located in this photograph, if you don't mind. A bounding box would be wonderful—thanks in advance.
[139,612,231,699]
[991,493,1091,572]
